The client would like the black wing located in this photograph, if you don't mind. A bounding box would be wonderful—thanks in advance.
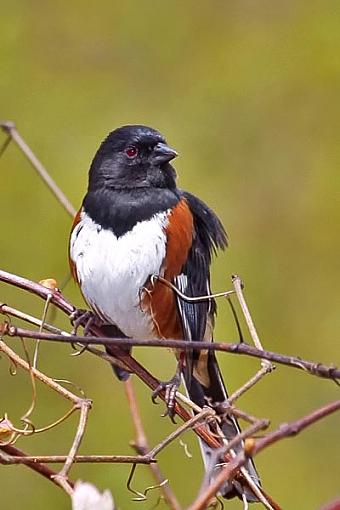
[175,190,227,340]
[174,190,227,380]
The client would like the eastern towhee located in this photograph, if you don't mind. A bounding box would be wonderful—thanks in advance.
[69,125,261,502]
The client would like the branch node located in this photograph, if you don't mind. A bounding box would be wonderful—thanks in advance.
[0,120,16,132]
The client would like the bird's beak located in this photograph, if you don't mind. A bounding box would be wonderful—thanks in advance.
[152,142,178,164]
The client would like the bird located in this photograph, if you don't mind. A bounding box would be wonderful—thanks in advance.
[69,124,261,502]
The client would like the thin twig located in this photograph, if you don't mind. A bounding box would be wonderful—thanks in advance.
[4,324,340,382]
[149,407,215,458]
[252,399,340,454]
[221,419,269,456]
[124,379,182,510]
[154,275,235,303]
[84,344,131,373]
[0,134,12,157]
[0,338,91,494]
[227,365,273,405]
[0,444,75,491]
[224,407,265,425]
[0,302,279,403]
[54,399,92,483]
[0,340,83,403]
[211,417,273,509]
[1,268,329,508]
[0,453,155,464]
[33,291,53,369]
[188,400,340,510]
[0,302,68,335]
[232,275,273,371]
[0,121,76,217]
[124,380,149,454]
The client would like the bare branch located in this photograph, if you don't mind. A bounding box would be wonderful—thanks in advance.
[124,379,182,510]
[4,324,339,383]
[0,302,66,335]
[188,400,340,510]
[0,121,76,217]
[232,274,273,371]
[252,399,340,454]
[227,365,273,405]
[3,122,336,510]
[0,339,84,404]
[0,268,275,502]
[0,444,74,491]
[54,399,91,486]
[0,453,155,464]
[148,407,215,459]
[0,339,91,495]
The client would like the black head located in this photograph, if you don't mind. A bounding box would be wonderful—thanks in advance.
[88,125,178,191]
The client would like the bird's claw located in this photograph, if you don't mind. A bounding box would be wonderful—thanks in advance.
[70,309,103,336]
[151,373,181,422]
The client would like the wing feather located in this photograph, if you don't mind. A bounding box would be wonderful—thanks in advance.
[174,191,227,381]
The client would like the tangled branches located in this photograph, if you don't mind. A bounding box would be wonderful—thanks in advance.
[1,121,339,510]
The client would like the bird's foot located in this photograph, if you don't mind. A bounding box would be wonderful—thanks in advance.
[70,309,103,336]
[152,370,182,422]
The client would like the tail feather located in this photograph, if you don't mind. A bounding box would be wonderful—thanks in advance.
[184,351,261,502]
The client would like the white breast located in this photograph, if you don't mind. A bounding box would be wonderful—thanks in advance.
[70,211,169,338]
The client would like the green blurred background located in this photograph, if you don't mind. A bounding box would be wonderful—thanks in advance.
[1,1,339,509]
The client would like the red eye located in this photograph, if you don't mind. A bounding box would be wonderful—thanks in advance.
[125,146,138,158]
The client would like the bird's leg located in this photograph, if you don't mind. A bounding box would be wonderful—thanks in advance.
[152,353,184,422]
[70,309,103,336]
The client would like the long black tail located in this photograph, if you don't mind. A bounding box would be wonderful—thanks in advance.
[184,351,261,502]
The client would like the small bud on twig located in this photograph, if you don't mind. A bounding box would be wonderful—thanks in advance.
[39,278,59,291]
[244,437,256,457]
[0,417,14,441]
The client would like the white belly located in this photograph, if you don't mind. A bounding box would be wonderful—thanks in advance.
[70,211,169,338]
